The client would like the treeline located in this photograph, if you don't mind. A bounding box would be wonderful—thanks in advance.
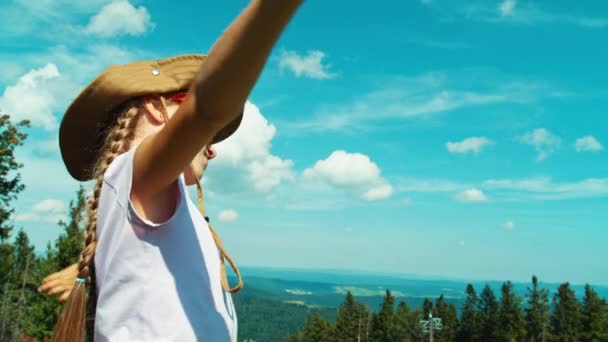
[0,115,85,340]
[285,279,608,342]
[0,189,86,340]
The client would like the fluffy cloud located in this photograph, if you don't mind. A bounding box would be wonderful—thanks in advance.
[519,128,561,160]
[499,0,516,17]
[85,0,153,37]
[33,199,65,212]
[279,50,336,80]
[0,63,61,130]
[454,188,488,202]
[446,137,494,154]
[363,184,394,201]
[14,198,67,223]
[218,209,239,222]
[210,101,294,193]
[575,136,604,152]
[303,151,392,201]
[502,221,515,231]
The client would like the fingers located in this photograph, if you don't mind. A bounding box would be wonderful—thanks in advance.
[38,278,62,293]
[40,271,62,285]
[59,291,71,303]
[47,284,72,296]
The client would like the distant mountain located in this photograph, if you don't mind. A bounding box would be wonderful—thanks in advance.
[235,266,608,306]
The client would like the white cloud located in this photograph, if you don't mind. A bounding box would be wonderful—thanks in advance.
[575,136,604,152]
[397,178,469,192]
[499,0,516,17]
[279,50,336,80]
[33,199,65,212]
[14,213,40,222]
[454,188,488,202]
[446,136,494,154]
[303,151,392,201]
[85,0,153,37]
[0,63,60,130]
[502,221,515,231]
[458,240,465,247]
[363,184,394,201]
[519,128,561,160]
[396,176,608,201]
[210,101,294,193]
[483,177,608,200]
[218,209,239,222]
[286,71,548,132]
[452,1,608,28]
[248,155,295,192]
[344,226,353,233]
[402,197,413,205]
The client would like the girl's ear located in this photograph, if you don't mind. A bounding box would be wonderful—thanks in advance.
[141,96,166,125]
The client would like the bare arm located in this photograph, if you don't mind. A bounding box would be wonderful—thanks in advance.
[134,0,303,198]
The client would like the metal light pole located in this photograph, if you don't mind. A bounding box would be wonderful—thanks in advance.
[420,312,442,342]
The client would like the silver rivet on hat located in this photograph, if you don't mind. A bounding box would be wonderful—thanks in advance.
[151,68,160,76]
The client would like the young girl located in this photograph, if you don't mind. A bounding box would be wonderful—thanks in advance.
[38,1,303,341]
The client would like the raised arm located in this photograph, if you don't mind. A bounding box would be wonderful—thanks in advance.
[133,0,303,198]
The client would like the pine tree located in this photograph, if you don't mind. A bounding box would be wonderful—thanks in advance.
[498,281,526,341]
[370,289,396,342]
[409,310,424,341]
[479,284,500,341]
[433,295,458,342]
[0,115,29,242]
[0,115,29,340]
[23,243,61,340]
[335,291,367,342]
[393,301,415,342]
[0,229,37,340]
[0,243,13,287]
[526,275,550,342]
[580,284,608,342]
[551,282,582,342]
[302,313,332,342]
[457,284,481,342]
[0,115,29,304]
[55,185,87,269]
[422,298,433,318]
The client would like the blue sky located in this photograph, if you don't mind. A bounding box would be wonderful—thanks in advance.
[1,0,607,285]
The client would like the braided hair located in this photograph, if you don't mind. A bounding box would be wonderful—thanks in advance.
[52,100,141,342]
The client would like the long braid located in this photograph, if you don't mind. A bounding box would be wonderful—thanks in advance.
[52,101,141,342]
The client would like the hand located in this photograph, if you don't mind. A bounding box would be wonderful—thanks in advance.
[38,263,79,302]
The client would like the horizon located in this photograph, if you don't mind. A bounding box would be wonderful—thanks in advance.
[235,265,608,288]
[1,0,607,285]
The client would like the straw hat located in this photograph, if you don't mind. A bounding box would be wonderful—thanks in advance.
[59,54,242,181]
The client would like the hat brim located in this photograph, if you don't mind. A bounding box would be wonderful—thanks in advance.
[59,54,242,181]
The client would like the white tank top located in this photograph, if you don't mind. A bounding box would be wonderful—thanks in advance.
[93,146,238,341]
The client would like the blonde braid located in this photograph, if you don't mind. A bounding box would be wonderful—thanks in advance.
[79,103,141,282]
[52,101,141,342]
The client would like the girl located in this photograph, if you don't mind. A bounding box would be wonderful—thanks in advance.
[38,1,304,341]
